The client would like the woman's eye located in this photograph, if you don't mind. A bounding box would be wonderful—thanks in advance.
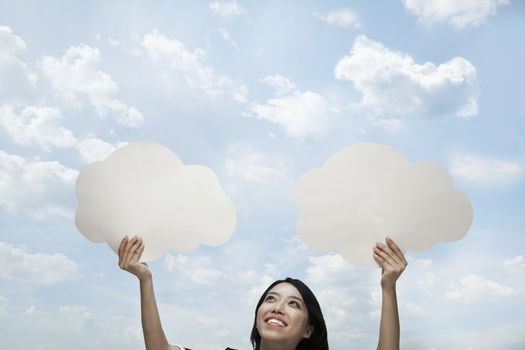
[265,295,275,301]
[289,300,300,308]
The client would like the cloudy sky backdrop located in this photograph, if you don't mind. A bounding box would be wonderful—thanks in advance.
[1,1,524,349]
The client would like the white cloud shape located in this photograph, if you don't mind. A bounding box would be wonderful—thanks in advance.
[335,35,478,121]
[402,0,510,28]
[75,142,237,261]
[209,1,244,18]
[40,44,143,128]
[0,150,78,219]
[249,90,332,139]
[315,10,361,29]
[0,242,79,285]
[294,143,473,267]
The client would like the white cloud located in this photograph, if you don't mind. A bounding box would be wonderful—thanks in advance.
[218,28,238,48]
[446,274,517,302]
[0,295,7,317]
[25,305,37,316]
[0,25,37,104]
[306,254,354,283]
[59,304,93,329]
[260,74,298,96]
[58,304,142,342]
[225,153,285,182]
[209,1,244,18]
[315,9,361,29]
[404,302,429,318]
[418,272,438,292]
[142,30,231,98]
[372,118,401,131]
[450,154,522,186]
[248,90,332,139]
[335,35,478,122]
[75,136,127,163]
[40,44,143,128]
[0,150,78,219]
[402,0,510,28]
[411,257,433,270]
[244,274,274,306]
[503,256,525,274]
[164,254,224,285]
[232,84,248,104]
[0,242,79,285]
[0,105,76,151]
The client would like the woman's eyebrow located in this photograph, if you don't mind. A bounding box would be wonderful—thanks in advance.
[289,296,304,303]
[267,292,304,303]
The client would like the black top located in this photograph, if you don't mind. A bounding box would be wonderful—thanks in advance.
[183,348,237,350]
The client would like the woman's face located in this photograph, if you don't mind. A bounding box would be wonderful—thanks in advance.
[256,282,312,348]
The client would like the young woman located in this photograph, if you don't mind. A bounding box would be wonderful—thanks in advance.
[118,235,407,350]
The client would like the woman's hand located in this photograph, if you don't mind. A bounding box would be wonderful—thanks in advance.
[118,235,151,282]
[373,236,407,289]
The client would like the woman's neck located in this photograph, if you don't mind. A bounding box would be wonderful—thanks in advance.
[260,339,298,350]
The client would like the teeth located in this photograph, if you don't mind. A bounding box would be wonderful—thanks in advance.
[267,318,285,326]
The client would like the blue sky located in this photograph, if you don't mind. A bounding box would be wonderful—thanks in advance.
[1,1,524,349]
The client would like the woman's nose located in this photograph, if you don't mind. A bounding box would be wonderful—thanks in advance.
[272,300,285,313]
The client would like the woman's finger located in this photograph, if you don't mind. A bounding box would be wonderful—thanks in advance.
[121,236,137,266]
[127,238,142,264]
[373,252,385,269]
[374,246,395,270]
[386,237,408,266]
[130,240,144,264]
[376,241,402,267]
[118,236,128,258]
[118,236,129,267]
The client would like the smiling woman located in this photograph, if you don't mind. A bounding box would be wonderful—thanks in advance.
[118,235,407,350]
[250,278,328,350]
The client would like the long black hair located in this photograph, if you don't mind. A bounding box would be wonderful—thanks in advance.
[250,277,329,350]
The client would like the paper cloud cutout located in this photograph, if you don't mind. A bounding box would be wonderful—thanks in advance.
[75,142,236,261]
[294,143,473,268]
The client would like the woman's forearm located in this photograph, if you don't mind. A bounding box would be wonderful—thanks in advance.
[139,275,173,350]
[376,286,400,350]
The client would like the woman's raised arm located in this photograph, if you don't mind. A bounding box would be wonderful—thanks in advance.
[373,236,408,350]
[118,236,180,350]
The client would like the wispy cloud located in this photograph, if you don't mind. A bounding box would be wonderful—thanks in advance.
[0,242,79,285]
[260,74,298,96]
[248,90,332,139]
[40,44,143,128]
[335,35,478,125]
[0,25,37,104]
[0,150,77,219]
[142,30,232,98]
[0,105,76,151]
[402,0,510,28]
[450,153,522,186]
[209,1,245,18]
[225,153,285,182]
[314,9,361,29]
[446,273,517,302]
